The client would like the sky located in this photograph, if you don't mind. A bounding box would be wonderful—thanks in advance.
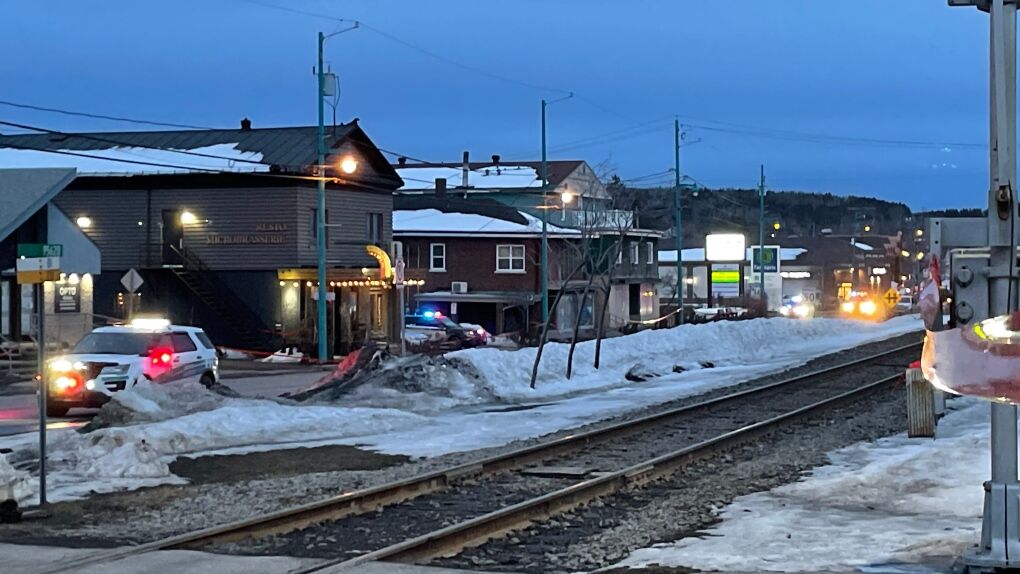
[0,0,1001,210]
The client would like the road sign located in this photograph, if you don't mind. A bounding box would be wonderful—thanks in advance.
[121,268,144,293]
[883,287,901,308]
[17,244,62,258]
[16,256,60,284]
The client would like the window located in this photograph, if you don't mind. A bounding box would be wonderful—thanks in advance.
[171,332,197,352]
[430,243,446,271]
[367,212,383,244]
[646,241,655,264]
[496,244,526,273]
[630,242,639,263]
[195,331,215,350]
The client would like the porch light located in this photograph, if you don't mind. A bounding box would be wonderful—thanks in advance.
[560,190,575,204]
[180,211,198,225]
[76,216,92,229]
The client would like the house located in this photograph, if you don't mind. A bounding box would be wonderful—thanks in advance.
[394,191,660,341]
[0,168,101,349]
[0,120,403,357]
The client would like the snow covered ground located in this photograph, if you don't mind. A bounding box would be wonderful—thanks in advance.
[614,397,988,572]
[0,316,921,503]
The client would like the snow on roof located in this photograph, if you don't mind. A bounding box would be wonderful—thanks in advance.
[658,247,807,263]
[393,209,578,235]
[397,165,540,190]
[0,143,269,175]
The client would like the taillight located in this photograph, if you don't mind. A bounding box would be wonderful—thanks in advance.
[149,347,174,367]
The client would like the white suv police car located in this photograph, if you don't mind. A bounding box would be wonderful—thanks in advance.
[46,318,219,417]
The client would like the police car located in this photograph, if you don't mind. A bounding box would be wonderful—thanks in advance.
[45,318,219,417]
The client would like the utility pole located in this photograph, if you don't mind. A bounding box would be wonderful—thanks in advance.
[540,99,549,326]
[674,118,684,324]
[948,0,1020,569]
[758,164,766,304]
[316,31,328,363]
[539,92,572,328]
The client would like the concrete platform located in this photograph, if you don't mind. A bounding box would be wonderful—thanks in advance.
[0,543,515,574]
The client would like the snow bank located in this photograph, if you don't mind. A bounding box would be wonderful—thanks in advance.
[0,382,428,502]
[0,453,31,504]
[615,399,988,572]
[451,315,922,403]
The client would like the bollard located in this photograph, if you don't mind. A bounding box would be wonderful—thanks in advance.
[906,367,936,438]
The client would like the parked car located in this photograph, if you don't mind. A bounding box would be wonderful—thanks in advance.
[44,318,219,417]
[404,311,484,349]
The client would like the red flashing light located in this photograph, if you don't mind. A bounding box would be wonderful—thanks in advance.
[150,347,174,367]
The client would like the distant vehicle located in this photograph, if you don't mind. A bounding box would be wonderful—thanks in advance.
[839,292,889,322]
[44,318,219,417]
[895,294,915,313]
[779,295,815,319]
[459,323,492,345]
[404,310,484,349]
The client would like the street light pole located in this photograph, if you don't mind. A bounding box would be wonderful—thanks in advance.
[758,164,766,303]
[316,31,328,363]
[539,92,572,328]
[314,24,357,363]
[674,118,684,324]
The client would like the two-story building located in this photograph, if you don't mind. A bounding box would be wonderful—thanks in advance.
[0,120,403,358]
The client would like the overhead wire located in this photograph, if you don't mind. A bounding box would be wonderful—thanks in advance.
[0,100,212,130]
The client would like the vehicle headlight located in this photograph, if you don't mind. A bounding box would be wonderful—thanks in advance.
[50,359,73,372]
[840,301,856,313]
[859,300,878,315]
[780,306,791,316]
[793,304,810,318]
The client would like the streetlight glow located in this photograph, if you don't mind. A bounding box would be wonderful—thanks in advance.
[864,225,871,232]
[340,156,358,174]
[915,229,924,237]
[180,211,198,225]
[916,251,925,260]
[901,249,911,257]
[560,190,575,205]
[773,222,780,231]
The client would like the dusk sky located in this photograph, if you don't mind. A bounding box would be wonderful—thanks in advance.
[0,1,999,210]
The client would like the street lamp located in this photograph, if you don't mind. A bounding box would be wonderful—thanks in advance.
[316,22,359,363]
[560,190,575,205]
[340,156,358,174]
[180,211,198,225]
[539,92,573,327]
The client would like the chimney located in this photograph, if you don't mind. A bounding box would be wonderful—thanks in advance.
[436,177,447,198]
[492,154,501,175]
[240,117,252,131]
[462,151,470,188]
[397,156,407,166]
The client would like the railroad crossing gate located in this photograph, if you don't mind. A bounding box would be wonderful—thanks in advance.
[882,287,900,309]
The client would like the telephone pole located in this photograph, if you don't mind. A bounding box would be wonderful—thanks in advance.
[758,164,766,303]
[674,118,684,324]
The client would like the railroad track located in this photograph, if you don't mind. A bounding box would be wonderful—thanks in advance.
[42,340,921,574]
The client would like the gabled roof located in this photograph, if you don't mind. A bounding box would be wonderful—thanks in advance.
[0,122,403,187]
[0,168,76,241]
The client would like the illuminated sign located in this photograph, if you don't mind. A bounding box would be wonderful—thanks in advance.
[705,234,746,262]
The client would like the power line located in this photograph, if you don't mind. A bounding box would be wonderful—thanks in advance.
[0,100,212,130]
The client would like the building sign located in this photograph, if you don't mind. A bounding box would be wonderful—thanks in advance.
[706,234,746,262]
[711,263,741,299]
[55,283,81,313]
[751,246,780,273]
[206,223,288,245]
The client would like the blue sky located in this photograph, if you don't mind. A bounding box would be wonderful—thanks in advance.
[0,0,997,210]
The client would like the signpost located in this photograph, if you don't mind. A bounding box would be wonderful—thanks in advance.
[882,287,901,310]
[120,268,144,319]
[752,245,783,311]
[15,244,61,507]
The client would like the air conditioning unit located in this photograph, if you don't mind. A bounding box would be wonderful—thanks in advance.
[451,281,468,294]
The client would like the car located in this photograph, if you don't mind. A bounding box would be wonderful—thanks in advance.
[779,295,814,319]
[839,292,888,321]
[44,318,220,417]
[404,310,484,349]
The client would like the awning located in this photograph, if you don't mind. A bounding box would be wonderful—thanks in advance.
[415,291,537,305]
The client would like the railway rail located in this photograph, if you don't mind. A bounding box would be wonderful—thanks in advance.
[40,340,921,574]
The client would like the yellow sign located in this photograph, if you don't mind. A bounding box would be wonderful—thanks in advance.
[365,245,393,280]
[883,288,901,308]
[17,269,60,284]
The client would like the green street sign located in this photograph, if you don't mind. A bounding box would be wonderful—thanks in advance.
[17,244,63,258]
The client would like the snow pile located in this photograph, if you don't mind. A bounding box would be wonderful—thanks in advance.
[84,379,227,429]
[616,399,988,572]
[0,453,31,504]
[451,315,922,403]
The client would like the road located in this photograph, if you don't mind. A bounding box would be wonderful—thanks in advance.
[0,369,327,438]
